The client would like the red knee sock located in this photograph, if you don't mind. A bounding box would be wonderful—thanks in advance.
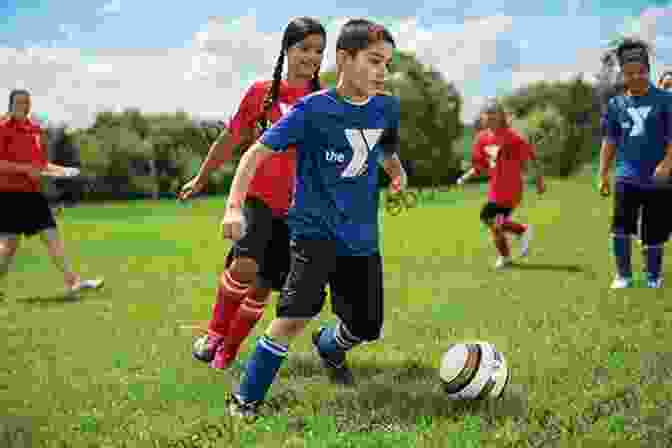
[207,270,251,338]
[217,289,270,362]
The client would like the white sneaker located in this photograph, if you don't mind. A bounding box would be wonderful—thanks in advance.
[519,225,533,257]
[69,278,104,295]
[610,276,632,289]
[495,256,513,269]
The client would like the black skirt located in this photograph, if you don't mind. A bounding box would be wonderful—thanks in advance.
[0,192,57,237]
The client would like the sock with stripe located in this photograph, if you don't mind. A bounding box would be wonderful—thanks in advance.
[613,233,632,279]
[214,289,270,366]
[236,335,288,404]
[316,321,362,366]
[207,269,251,338]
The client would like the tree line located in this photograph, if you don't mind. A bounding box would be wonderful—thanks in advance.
[40,51,614,203]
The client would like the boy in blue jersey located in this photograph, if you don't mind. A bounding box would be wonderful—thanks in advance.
[219,19,407,419]
[599,38,672,289]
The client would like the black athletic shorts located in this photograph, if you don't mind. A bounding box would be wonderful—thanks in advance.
[276,239,384,342]
[612,181,669,246]
[224,197,291,291]
[480,202,513,225]
[0,192,57,237]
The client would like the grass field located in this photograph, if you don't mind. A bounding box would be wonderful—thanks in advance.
[2,173,672,447]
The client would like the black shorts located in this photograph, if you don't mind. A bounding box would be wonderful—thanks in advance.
[224,197,290,291]
[612,181,669,246]
[0,192,57,237]
[276,240,384,342]
[480,202,513,225]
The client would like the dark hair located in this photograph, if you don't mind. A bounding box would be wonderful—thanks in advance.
[336,19,396,55]
[9,88,30,113]
[615,37,651,69]
[259,17,326,131]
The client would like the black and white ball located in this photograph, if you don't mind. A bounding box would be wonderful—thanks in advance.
[439,341,510,400]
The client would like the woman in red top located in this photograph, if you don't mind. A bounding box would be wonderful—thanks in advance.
[458,99,545,269]
[0,89,103,299]
[179,17,327,370]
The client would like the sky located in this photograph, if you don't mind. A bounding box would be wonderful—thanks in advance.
[0,0,671,128]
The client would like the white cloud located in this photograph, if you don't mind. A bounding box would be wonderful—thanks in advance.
[98,0,121,16]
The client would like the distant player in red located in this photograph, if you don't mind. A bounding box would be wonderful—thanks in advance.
[0,89,103,298]
[178,17,327,370]
[458,99,546,268]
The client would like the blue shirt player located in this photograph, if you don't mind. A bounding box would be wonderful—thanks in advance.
[599,38,672,289]
[220,19,408,419]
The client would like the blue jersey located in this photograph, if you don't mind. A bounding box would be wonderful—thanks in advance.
[259,88,400,256]
[603,84,672,186]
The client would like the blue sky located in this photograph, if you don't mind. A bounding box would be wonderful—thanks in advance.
[0,0,671,127]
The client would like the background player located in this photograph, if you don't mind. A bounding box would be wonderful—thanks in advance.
[178,17,327,370]
[599,38,672,289]
[0,89,103,299]
[219,19,406,419]
[457,99,545,269]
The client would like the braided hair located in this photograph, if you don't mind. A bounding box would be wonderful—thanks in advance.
[258,17,326,132]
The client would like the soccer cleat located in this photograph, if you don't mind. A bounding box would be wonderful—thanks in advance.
[68,278,104,295]
[610,276,633,289]
[519,225,533,257]
[312,328,355,386]
[495,256,513,269]
[647,278,663,289]
[227,393,261,421]
[192,334,223,363]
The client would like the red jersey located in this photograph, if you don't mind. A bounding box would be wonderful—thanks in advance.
[471,126,535,208]
[228,79,317,217]
[0,117,47,192]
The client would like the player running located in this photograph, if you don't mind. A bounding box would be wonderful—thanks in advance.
[178,17,327,370]
[0,89,103,299]
[600,39,672,289]
[457,99,545,269]
[220,19,407,419]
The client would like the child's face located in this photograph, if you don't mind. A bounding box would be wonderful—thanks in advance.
[660,74,672,91]
[339,40,393,98]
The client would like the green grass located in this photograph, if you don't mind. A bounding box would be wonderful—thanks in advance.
[2,174,672,447]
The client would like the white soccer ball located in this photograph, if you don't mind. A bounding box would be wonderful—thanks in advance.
[193,334,209,354]
[439,341,510,400]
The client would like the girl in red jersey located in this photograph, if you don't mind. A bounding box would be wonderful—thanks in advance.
[178,17,327,370]
[0,89,103,299]
[458,99,546,269]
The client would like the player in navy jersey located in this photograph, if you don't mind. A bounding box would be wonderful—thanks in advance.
[599,38,672,289]
[219,19,407,419]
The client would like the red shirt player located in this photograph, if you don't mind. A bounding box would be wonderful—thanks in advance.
[0,89,103,297]
[459,99,545,268]
[179,17,327,370]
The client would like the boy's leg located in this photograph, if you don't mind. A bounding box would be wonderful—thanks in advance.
[640,188,667,287]
[313,252,384,386]
[231,240,334,417]
[610,182,640,288]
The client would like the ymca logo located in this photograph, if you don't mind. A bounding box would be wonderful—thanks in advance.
[484,144,500,168]
[340,128,384,178]
[626,106,651,136]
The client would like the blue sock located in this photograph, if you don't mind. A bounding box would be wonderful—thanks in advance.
[236,335,287,403]
[613,234,632,278]
[643,245,663,281]
[317,323,362,366]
